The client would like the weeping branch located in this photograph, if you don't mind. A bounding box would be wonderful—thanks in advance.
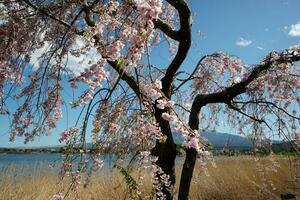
[179,47,300,200]
[232,100,300,121]
[191,49,300,111]
[22,0,72,28]
[226,101,272,130]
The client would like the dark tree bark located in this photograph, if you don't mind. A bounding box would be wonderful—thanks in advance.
[178,94,203,200]
[152,107,177,200]
[178,148,197,200]
[151,1,192,199]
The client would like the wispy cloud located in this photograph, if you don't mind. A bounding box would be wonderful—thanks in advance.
[287,21,300,37]
[236,37,252,47]
[256,46,264,50]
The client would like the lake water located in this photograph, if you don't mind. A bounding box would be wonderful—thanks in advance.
[0,153,119,175]
[0,153,184,176]
[0,153,62,165]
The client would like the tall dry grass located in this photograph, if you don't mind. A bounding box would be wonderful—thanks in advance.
[0,156,298,200]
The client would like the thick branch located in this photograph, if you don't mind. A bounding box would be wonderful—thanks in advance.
[161,0,192,98]
[153,19,180,41]
[192,49,300,113]
[82,0,100,26]
[107,60,142,99]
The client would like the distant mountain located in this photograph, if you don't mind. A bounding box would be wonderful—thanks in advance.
[174,131,298,153]
[201,131,252,149]
[173,131,252,150]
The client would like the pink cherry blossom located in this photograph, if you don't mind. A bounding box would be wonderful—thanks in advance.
[161,112,176,121]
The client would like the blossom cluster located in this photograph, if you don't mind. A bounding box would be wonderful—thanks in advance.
[143,79,163,100]
[43,84,64,128]
[151,159,174,200]
[130,116,163,146]
[82,0,163,72]
[70,59,108,106]
[191,52,246,95]
[134,0,162,21]
[59,127,78,143]
[142,80,175,110]
[67,0,165,109]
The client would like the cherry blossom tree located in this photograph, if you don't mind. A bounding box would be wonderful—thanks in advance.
[1,0,300,200]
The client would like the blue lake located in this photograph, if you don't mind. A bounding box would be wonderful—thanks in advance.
[0,153,62,165]
[0,153,120,175]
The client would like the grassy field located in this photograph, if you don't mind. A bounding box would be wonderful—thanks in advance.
[0,156,298,200]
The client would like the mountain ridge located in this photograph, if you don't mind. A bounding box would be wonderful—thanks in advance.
[173,131,252,150]
[1,131,286,152]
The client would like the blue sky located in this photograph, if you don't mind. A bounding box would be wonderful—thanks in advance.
[190,0,300,63]
[1,0,300,147]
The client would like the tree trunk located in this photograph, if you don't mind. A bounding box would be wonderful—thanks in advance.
[178,96,203,200]
[152,142,177,200]
[151,108,177,200]
[178,148,197,200]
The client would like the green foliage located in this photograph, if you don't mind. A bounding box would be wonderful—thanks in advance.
[138,32,148,40]
[116,58,124,69]
[69,101,77,107]
[142,111,155,122]
[114,165,142,200]
[161,135,168,143]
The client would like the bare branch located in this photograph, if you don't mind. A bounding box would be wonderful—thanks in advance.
[233,100,300,121]
[174,55,208,92]
[175,103,190,113]
[226,102,272,129]
[107,60,143,100]
[22,0,71,28]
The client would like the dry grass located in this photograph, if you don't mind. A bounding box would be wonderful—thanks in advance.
[0,156,298,200]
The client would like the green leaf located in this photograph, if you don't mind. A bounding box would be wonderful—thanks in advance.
[114,165,143,200]
[138,32,148,40]
[116,59,124,69]
[161,135,168,143]
[69,101,76,107]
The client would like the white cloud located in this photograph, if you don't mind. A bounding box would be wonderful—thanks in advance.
[30,41,52,68]
[288,21,300,37]
[63,37,100,75]
[236,37,252,47]
[30,36,100,76]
